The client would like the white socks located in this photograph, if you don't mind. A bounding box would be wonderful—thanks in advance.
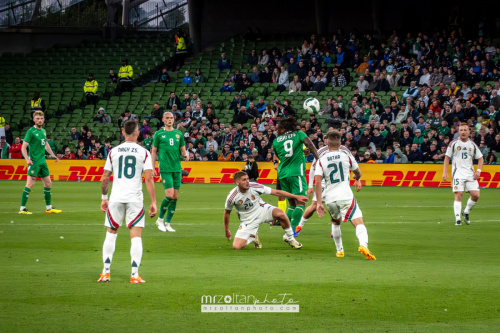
[284,227,294,240]
[46,205,52,210]
[464,198,477,214]
[246,237,255,245]
[130,237,143,278]
[332,224,343,252]
[102,231,118,273]
[299,217,307,228]
[454,201,462,221]
[355,224,368,248]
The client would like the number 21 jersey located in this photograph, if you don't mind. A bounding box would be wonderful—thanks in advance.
[104,142,153,203]
[315,149,358,202]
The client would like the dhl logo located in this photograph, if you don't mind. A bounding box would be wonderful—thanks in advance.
[376,171,500,188]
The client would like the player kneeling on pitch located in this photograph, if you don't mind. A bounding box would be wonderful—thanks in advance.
[98,120,157,283]
[315,131,376,260]
[224,171,307,250]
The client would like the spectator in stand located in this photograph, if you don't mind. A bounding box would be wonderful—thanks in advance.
[217,53,231,71]
[331,69,347,89]
[194,68,205,85]
[87,147,98,160]
[218,144,233,161]
[8,136,22,158]
[235,73,252,92]
[388,69,401,89]
[83,73,98,106]
[69,127,80,143]
[182,70,193,86]
[167,92,181,109]
[378,73,390,92]
[206,145,218,161]
[289,75,301,93]
[246,49,258,66]
[109,69,118,84]
[393,147,408,163]
[258,49,269,66]
[442,69,456,86]
[278,66,289,92]
[157,67,170,84]
[408,143,423,162]
[61,147,75,160]
[429,67,442,87]
[205,133,218,151]
[356,75,369,92]
[244,154,259,181]
[403,81,419,99]
[219,80,234,94]
[356,55,369,73]
[102,111,112,124]
[76,149,87,160]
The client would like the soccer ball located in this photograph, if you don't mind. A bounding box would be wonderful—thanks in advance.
[303,98,320,113]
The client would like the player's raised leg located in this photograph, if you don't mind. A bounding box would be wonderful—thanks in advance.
[462,190,479,225]
[350,217,376,260]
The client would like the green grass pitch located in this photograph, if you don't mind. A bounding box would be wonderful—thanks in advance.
[1,180,499,332]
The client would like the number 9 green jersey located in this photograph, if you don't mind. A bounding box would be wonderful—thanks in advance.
[152,128,185,173]
[272,130,308,179]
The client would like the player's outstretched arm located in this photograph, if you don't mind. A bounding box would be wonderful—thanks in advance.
[101,170,111,212]
[144,170,157,218]
[270,189,307,206]
[442,156,450,181]
[151,146,158,177]
[314,175,326,217]
[474,157,484,180]
[45,141,59,161]
[303,137,319,160]
[21,141,32,166]
[223,210,232,241]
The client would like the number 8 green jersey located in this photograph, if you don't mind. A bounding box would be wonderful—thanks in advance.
[152,128,185,173]
[272,130,308,178]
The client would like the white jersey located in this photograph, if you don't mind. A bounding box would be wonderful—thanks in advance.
[104,141,153,203]
[445,138,482,180]
[309,145,353,189]
[315,148,358,202]
[225,183,272,222]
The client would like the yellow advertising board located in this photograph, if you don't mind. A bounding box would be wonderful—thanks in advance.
[1,160,500,188]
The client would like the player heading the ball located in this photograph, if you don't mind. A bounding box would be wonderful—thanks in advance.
[224,171,307,250]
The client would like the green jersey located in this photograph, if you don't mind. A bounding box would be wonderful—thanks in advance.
[273,131,307,178]
[143,137,153,151]
[153,128,185,173]
[24,126,47,164]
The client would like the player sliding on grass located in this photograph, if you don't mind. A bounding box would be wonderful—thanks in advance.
[19,110,61,214]
[224,171,307,250]
[98,121,157,283]
[315,131,376,260]
[272,117,318,236]
[443,122,483,225]
[151,111,188,232]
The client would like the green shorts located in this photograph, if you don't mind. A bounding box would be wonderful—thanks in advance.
[160,171,182,190]
[279,176,307,197]
[27,162,50,179]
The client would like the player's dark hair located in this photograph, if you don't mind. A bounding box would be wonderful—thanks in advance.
[233,171,248,182]
[124,120,138,135]
[278,116,297,133]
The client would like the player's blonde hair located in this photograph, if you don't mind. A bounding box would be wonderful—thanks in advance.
[233,171,248,183]
[33,111,44,118]
[459,122,469,128]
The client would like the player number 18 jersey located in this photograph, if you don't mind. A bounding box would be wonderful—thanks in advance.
[104,142,153,203]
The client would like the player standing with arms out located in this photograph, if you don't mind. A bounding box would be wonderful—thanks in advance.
[152,112,188,232]
[316,131,376,260]
[443,123,483,225]
[98,121,157,283]
[272,117,319,235]
[19,111,61,214]
[224,171,306,249]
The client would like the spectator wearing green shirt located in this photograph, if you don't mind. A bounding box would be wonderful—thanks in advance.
[47,135,58,156]
[413,129,424,145]
[437,120,450,136]
[143,131,153,151]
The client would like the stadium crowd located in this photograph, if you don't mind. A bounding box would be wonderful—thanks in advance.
[2,28,500,166]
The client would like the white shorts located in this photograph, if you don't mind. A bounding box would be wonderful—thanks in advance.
[452,177,479,193]
[104,202,145,229]
[234,204,276,241]
[326,197,363,223]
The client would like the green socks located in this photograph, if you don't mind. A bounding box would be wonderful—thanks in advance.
[166,198,177,223]
[159,197,171,219]
[290,205,305,229]
[43,187,51,206]
[20,187,31,207]
[286,206,295,222]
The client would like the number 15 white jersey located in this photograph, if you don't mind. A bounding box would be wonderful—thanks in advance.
[315,148,358,202]
[104,141,153,203]
[445,138,482,180]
